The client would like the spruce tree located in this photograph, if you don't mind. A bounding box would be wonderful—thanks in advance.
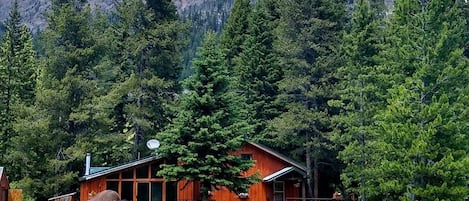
[235,0,283,140]
[104,0,187,159]
[220,0,252,71]
[158,32,257,201]
[270,0,347,198]
[25,0,104,198]
[369,0,469,199]
[0,0,36,164]
[335,0,384,200]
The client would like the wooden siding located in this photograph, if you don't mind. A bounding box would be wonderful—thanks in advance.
[209,143,305,201]
[177,180,199,201]
[80,160,196,201]
[1,168,9,201]
[7,189,21,201]
[80,177,107,201]
[79,142,306,201]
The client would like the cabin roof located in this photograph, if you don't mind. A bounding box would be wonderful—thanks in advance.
[79,142,306,182]
[47,192,77,201]
[0,167,3,178]
[79,156,161,181]
[246,142,307,172]
[263,166,306,182]
[90,166,111,174]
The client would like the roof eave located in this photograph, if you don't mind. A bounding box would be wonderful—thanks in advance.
[247,142,307,171]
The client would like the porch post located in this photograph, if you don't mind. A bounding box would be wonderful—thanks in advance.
[302,180,306,201]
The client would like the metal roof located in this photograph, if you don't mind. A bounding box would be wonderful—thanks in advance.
[263,166,306,182]
[79,156,162,181]
[90,167,111,174]
[0,167,4,178]
[79,142,306,182]
[47,192,77,201]
[247,142,307,172]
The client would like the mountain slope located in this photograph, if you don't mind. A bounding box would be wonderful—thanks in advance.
[0,0,210,33]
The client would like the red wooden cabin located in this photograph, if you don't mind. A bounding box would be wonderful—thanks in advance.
[0,167,9,201]
[79,142,307,201]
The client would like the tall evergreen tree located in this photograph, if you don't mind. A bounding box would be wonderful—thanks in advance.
[368,0,469,200]
[103,0,187,159]
[235,0,283,140]
[220,0,252,71]
[335,0,384,200]
[270,0,347,198]
[0,0,36,163]
[21,0,105,198]
[158,32,257,201]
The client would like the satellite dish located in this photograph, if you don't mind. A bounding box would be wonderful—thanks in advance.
[146,139,160,150]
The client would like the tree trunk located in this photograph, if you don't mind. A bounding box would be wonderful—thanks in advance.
[313,158,318,198]
[305,146,313,198]
[201,181,211,201]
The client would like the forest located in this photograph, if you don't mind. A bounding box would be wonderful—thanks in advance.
[0,0,468,200]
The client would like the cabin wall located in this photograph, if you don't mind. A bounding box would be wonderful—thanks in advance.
[210,182,271,201]
[177,180,200,201]
[1,173,9,201]
[80,178,107,201]
[237,144,293,177]
[285,180,301,198]
[209,144,302,201]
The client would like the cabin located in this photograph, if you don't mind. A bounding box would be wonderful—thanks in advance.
[0,167,9,201]
[79,142,307,201]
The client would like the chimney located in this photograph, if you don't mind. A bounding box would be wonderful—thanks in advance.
[85,153,91,176]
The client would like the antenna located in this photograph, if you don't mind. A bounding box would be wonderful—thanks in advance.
[146,139,160,150]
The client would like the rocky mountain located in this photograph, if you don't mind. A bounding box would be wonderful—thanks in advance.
[0,0,210,33]
[0,0,395,34]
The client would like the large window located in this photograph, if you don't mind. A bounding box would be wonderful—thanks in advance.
[274,181,285,201]
[105,162,166,201]
[122,181,134,201]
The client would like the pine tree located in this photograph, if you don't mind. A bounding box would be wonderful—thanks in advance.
[335,0,384,200]
[158,32,257,201]
[104,0,187,159]
[0,0,36,163]
[270,0,347,198]
[369,0,469,199]
[220,0,252,71]
[25,0,104,198]
[235,0,283,140]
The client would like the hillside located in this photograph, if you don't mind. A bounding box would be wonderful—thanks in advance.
[0,0,214,33]
[0,0,395,34]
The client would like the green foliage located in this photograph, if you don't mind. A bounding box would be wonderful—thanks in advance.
[221,0,252,71]
[15,0,121,198]
[366,0,469,200]
[268,0,347,198]
[335,0,385,199]
[158,32,258,201]
[235,0,284,139]
[0,0,37,168]
[104,0,187,159]
[180,0,234,79]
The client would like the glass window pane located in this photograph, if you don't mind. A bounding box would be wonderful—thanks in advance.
[274,193,284,201]
[107,181,119,192]
[274,182,284,192]
[151,163,161,178]
[137,165,149,178]
[122,169,134,179]
[241,154,253,160]
[121,181,134,201]
[166,182,177,201]
[138,183,149,201]
[151,183,162,201]
[107,173,119,179]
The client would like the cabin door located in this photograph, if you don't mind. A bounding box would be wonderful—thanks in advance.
[137,182,162,201]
